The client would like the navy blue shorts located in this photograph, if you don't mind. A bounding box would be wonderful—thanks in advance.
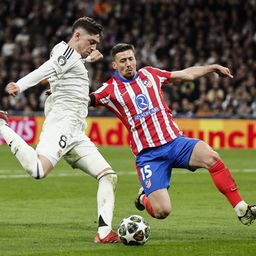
[135,136,199,196]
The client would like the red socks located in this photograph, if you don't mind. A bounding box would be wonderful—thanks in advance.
[208,160,242,207]
[141,195,155,217]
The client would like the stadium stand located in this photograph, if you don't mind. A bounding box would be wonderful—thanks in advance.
[0,0,255,118]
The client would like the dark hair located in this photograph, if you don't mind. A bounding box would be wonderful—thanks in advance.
[111,43,135,59]
[72,17,103,36]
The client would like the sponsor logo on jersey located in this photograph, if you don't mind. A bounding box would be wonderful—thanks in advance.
[135,94,149,111]
[58,55,67,66]
[134,107,159,121]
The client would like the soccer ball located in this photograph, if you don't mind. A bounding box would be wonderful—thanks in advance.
[117,215,150,245]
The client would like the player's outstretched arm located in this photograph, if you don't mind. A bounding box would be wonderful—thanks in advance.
[7,60,56,95]
[170,64,233,83]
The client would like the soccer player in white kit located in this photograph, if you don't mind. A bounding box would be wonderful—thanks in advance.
[0,17,120,243]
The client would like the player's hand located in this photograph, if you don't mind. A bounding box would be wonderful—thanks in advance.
[214,64,233,78]
[87,50,103,63]
[6,82,20,97]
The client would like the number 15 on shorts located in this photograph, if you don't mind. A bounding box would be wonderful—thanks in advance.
[140,165,152,180]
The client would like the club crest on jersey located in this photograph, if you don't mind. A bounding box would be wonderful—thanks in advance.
[145,179,152,188]
[58,55,67,66]
[135,94,149,111]
[143,79,153,88]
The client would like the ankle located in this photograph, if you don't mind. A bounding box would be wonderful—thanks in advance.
[139,194,146,205]
[234,200,248,217]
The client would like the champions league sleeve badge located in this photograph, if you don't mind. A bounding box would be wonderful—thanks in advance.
[57,55,67,66]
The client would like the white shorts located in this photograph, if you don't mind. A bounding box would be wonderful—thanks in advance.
[36,110,111,178]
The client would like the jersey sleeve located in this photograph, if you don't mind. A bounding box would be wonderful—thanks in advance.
[145,66,172,87]
[16,60,56,93]
[91,82,111,106]
[16,43,80,93]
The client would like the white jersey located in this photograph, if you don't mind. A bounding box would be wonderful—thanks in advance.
[16,41,90,126]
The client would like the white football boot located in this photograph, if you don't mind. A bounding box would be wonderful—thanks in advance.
[239,205,256,225]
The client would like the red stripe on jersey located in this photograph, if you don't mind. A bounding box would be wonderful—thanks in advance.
[94,79,130,130]
[141,68,182,140]
[138,71,163,146]
[156,79,181,138]
[117,79,150,153]
[145,66,172,86]
[132,76,162,148]
[109,80,131,128]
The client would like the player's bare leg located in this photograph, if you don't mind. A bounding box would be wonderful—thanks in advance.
[0,111,53,178]
[189,140,256,225]
[135,187,171,219]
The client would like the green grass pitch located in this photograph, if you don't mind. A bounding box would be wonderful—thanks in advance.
[0,145,256,256]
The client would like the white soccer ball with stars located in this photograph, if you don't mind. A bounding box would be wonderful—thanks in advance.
[117,215,151,245]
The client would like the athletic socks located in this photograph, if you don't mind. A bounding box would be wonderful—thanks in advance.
[141,194,155,217]
[97,174,117,238]
[0,124,44,178]
[208,159,243,208]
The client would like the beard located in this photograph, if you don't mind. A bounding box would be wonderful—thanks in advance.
[124,71,135,80]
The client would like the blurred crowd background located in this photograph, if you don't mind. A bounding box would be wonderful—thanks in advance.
[0,0,256,118]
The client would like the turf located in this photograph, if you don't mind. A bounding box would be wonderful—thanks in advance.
[0,145,255,256]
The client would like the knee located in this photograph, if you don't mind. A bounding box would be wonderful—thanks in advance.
[204,150,221,168]
[153,205,172,219]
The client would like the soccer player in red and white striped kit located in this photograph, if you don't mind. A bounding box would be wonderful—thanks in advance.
[90,43,256,225]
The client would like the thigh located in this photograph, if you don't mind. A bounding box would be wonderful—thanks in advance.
[36,112,74,166]
[170,136,199,170]
[63,137,112,178]
[189,140,217,169]
[136,147,172,196]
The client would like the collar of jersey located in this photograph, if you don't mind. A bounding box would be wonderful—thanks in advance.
[62,41,82,59]
[114,71,138,83]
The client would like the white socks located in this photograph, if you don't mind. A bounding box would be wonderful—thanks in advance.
[97,173,117,238]
[0,124,44,179]
[234,200,248,217]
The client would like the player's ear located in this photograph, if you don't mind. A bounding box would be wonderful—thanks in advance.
[75,30,84,41]
[112,61,117,70]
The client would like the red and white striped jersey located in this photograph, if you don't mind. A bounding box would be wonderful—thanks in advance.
[92,66,183,155]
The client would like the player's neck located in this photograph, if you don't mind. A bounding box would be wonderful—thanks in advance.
[67,39,78,54]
